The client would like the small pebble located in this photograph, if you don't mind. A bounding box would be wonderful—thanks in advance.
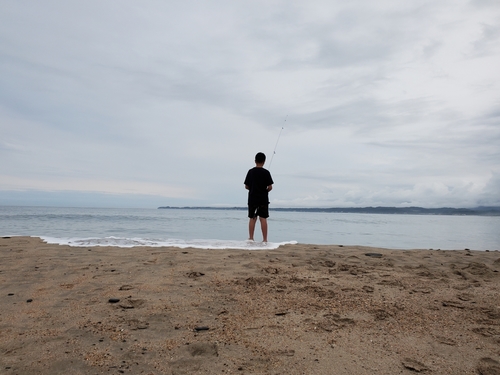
[194,326,210,331]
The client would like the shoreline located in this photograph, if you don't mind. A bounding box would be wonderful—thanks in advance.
[1,237,499,374]
[4,235,497,252]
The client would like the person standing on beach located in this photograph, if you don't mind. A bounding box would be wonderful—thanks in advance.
[244,152,274,243]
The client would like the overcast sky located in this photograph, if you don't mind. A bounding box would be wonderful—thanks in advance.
[1,0,499,208]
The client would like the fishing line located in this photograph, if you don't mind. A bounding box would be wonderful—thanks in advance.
[268,115,287,170]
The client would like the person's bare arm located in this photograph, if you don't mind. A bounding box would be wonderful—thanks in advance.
[245,185,250,190]
[267,185,273,192]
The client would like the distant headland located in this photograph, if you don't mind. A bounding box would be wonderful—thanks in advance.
[158,206,500,216]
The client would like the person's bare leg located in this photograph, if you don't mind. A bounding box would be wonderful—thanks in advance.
[248,217,257,240]
[259,217,268,242]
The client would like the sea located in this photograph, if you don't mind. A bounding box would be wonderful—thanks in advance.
[1,206,499,251]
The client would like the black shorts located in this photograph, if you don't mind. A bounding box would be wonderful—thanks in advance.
[248,204,269,219]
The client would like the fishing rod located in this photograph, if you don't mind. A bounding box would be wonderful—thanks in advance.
[268,115,287,170]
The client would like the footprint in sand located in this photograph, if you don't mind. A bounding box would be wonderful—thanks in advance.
[476,357,500,375]
[402,358,428,372]
[462,262,496,278]
[119,285,134,290]
[411,286,433,294]
[118,298,145,309]
[186,271,205,278]
[435,336,457,346]
[127,319,149,330]
[187,342,218,357]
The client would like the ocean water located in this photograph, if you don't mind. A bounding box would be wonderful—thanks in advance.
[1,206,499,250]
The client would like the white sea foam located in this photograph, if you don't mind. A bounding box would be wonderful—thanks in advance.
[40,236,297,250]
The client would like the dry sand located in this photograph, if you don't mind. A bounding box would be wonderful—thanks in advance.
[0,236,499,375]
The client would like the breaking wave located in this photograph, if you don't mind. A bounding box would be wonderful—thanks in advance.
[40,236,297,250]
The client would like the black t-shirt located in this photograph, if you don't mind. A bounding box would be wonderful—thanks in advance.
[244,167,274,206]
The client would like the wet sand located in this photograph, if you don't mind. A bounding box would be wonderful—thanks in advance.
[1,236,499,374]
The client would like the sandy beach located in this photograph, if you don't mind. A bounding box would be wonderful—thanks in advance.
[0,237,499,374]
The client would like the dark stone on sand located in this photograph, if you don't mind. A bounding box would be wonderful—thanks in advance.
[108,298,120,303]
[119,285,134,291]
[365,253,383,258]
[26,299,33,303]
[2,236,11,239]
[194,326,210,331]
[275,312,287,316]
[8,293,14,296]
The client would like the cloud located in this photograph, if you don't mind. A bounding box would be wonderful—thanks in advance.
[478,172,500,206]
[0,0,499,208]
[0,174,194,199]
[472,23,500,56]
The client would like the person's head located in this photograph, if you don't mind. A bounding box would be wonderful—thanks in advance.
[255,152,266,165]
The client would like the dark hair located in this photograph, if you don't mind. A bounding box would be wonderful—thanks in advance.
[255,152,266,163]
